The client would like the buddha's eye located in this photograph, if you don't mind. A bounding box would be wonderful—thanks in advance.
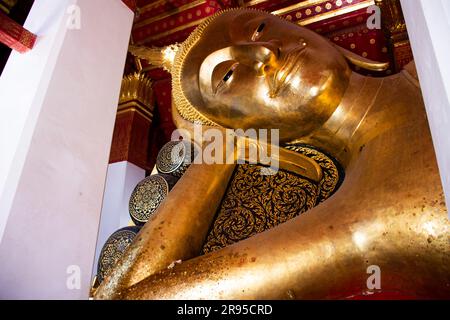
[223,69,234,82]
[251,22,266,41]
[215,63,239,94]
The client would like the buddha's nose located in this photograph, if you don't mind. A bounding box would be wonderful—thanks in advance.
[231,40,282,67]
[256,39,282,58]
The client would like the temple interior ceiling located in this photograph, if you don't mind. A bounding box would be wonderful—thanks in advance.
[128,0,413,146]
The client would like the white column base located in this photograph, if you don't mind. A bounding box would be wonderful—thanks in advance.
[92,161,145,280]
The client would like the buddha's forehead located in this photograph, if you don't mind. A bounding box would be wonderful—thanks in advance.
[198,10,278,47]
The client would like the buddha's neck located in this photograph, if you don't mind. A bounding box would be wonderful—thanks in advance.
[292,72,390,166]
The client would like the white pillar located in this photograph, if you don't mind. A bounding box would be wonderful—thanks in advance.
[0,0,134,299]
[92,161,145,280]
[400,0,450,215]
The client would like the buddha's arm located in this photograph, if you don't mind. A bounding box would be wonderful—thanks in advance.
[117,83,450,299]
[94,162,236,299]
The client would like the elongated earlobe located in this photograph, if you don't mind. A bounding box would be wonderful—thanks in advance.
[334,44,390,72]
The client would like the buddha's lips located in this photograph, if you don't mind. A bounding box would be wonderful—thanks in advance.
[269,47,306,98]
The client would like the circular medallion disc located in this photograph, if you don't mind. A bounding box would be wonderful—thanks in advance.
[129,174,170,225]
[156,141,196,177]
[97,226,140,283]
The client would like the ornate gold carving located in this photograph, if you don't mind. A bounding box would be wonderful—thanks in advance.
[285,144,342,202]
[129,44,180,73]
[202,146,342,254]
[118,72,154,120]
[376,0,412,71]
[376,0,407,35]
[202,164,320,254]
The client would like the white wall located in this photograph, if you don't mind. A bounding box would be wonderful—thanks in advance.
[0,0,134,299]
[92,161,145,280]
[400,0,450,216]
[0,0,75,243]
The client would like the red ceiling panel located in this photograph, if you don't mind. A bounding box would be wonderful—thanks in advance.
[133,0,224,46]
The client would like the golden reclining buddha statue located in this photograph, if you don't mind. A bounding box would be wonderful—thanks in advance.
[95,8,450,299]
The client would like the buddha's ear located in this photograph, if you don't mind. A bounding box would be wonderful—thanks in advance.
[333,44,390,72]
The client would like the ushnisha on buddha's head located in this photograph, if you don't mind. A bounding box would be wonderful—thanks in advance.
[130,9,387,142]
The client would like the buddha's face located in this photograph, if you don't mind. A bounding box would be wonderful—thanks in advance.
[181,10,351,142]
